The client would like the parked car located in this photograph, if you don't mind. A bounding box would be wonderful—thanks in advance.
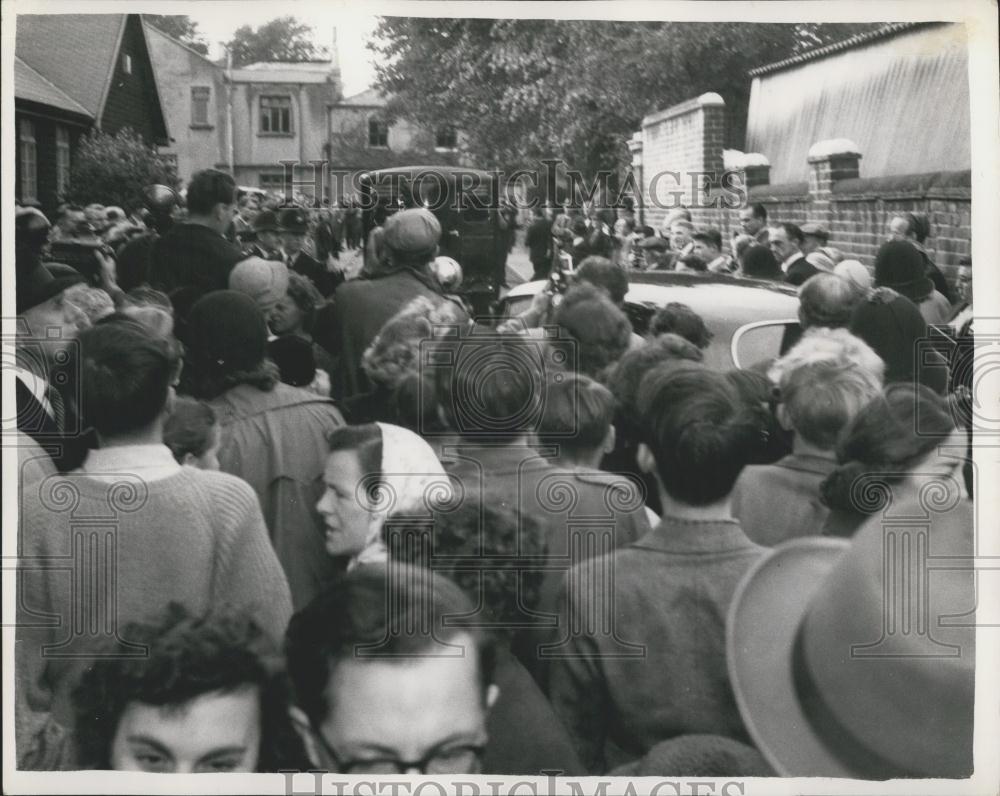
[499,270,803,370]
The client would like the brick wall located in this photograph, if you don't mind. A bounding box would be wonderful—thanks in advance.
[631,94,972,291]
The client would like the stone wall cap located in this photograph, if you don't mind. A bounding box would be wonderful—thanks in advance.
[697,92,725,107]
[807,138,862,161]
[741,153,771,168]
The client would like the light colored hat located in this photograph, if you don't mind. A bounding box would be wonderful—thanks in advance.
[804,249,835,273]
[834,259,872,294]
[383,208,441,254]
[727,476,975,778]
[228,257,289,310]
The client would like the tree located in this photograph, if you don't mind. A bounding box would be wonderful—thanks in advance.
[145,14,209,55]
[67,128,179,211]
[226,17,328,67]
[370,20,883,181]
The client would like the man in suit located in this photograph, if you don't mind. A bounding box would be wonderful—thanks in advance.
[245,210,284,261]
[525,207,553,281]
[15,208,92,472]
[279,207,341,298]
[769,222,818,286]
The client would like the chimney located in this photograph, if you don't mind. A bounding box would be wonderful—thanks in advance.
[330,27,340,74]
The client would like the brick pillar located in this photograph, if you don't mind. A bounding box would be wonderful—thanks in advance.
[628,132,644,225]
[741,154,771,188]
[807,138,861,229]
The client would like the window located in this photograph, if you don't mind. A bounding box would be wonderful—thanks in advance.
[730,321,802,369]
[18,118,37,202]
[55,126,71,197]
[435,125,458,150]
[259,173,286,192]
[368,118,389,148]
[191,86,211,127]
[260,96,292,134]
[121,53,132,75]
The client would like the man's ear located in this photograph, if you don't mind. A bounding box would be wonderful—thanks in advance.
[288,705,321,767]
[636,442,656,475]
[485,683,500,711]
[603,424,616,455]
[775,402,794,432]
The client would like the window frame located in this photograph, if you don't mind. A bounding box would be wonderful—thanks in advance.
[55,125,71,198]
[367,117,389,149]
[18,118,38,202]
[190,86,212,128]
[121,53,132,75]
[259,95,293,136]
[435,125,458,151]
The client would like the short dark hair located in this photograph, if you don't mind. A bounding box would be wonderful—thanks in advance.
[435,334,544,443]
[538,373,614,459]
[163,397,217,462]
[555,284,633,380]
[650,302,713,349]
[574,256,629,306]
[79,318,178,436]
[386,496,545,643]
[777,222,805,245]
[741,245,781,279]
[750,203,768,221]
[637,363,755,505]
[284,563,497,727]
[186,169,236,216]
[72,602,306,772]
[692,228,722,251]
[326,423,383,484]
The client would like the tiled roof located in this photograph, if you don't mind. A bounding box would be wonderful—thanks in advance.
[748,22,936,77]
[14,55,93,118]
[15,14,126,117]
[336,87,388,107]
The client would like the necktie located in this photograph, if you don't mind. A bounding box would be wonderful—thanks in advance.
[46,384,66,431]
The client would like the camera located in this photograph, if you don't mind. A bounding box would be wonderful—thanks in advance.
[48,238,115,287]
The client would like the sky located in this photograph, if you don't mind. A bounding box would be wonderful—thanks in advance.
[186,4,380,98]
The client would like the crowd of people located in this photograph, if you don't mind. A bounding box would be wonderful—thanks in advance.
[14,166,976,779]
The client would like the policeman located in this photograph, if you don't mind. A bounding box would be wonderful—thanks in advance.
[279,207,340,298]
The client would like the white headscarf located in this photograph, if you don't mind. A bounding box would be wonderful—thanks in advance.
[349,422,453,570]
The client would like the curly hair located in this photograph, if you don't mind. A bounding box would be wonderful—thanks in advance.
[72,602,308,772]
[362,296,459,388]
[385,497,547,643]
[650,302,713,349]
[284,271,324,331]
[554,284,633,381]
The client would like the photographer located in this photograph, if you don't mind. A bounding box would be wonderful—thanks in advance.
[116,184,179,291]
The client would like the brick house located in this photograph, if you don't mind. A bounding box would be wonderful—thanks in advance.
[14,14,169,215]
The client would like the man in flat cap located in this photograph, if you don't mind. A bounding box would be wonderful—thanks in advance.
[279,207,340,298]
[324,207,468,399]
[245,210,284,262]
[800,222,830,256]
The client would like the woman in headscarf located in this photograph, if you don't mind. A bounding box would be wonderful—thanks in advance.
[316,422,453,570]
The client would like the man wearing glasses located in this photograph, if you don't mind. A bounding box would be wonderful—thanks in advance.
[285,563,498,775]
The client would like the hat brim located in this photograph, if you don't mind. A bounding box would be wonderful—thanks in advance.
[726,537,852,777]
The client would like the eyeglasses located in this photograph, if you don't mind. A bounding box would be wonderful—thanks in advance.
[307,721,485,775]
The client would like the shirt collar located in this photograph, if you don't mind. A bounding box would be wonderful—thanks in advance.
[781,252,802,272]
[14,366,52,418]
[634,514,757,555]
[80,444,181,482]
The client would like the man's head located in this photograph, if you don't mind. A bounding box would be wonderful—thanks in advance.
[383,208,441,268]
[555,285,633,380]
[636,363,754,506]
[669,219,695,252]
[768,223,804,263]
[691,228,723,262]
[186,169,237,234]
[538,373,616,467]
[285,563,498,774]
[650,302,713,349]
[253,210,282,253]
[800,222,830,255]
[739,203,767,236]
[768,329,884,451]
[573,256,629,307]
[73,603,293,773]
[797,272,861,330]
[956,257,972,304]
[888,212,929,244]
[279,208,309,256]
[228,257,290,315]
[78,317,179,441]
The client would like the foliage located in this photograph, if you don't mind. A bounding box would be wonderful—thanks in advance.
[67,128,179,210]
[226,16,328,67]
[328,115,463,178]
[370,20,884,181]
[145,14,209,55]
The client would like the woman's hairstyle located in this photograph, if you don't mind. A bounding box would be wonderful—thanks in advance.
[798,272,861,329]
[821,383,955,514]
[386,497,546,643]
[72,602,307,772]
[283,271,324,331]
[326,424,383,502]
[741,245,781,280]
[609,334,703,421]
[362,296,459,389]
[554,284,633,381]
[637,363,757,505]
[163,397,217,462]
[650,302,714,349]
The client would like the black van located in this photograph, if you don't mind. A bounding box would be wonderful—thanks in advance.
[358,166,505,314]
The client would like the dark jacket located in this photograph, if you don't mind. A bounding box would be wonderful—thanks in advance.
[148,222,245,296]
[783,255,818,286]
[526,217,553,264]
[288,250,340,298]
[16,377,91,473]
[546,517,764,773]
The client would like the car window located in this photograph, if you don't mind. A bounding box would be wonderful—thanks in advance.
[731,321,801,370]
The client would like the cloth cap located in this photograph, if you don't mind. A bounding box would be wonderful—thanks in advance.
[805,250,835,273]
[873,240,933,302]
[801,222,830,241]
[17,262,85,315]
[228,257,290,310]
[383,208,441,255]
[278,207,309,234]
[833,259,871,294]
[185,290,268,372]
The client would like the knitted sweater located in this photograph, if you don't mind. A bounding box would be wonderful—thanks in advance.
[16,465,293,741]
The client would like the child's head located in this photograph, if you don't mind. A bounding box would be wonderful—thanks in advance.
[538,373,615,467]
[163,397,221,470]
